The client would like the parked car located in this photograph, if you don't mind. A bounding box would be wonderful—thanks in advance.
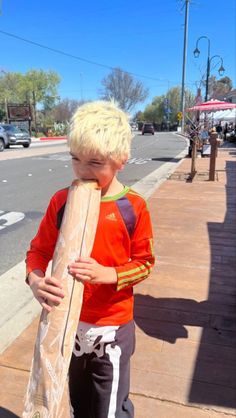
[142,123,155,135]
[18,127,30,135]
[0,124,31,151]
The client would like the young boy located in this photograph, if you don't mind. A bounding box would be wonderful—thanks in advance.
[26,100,155,418]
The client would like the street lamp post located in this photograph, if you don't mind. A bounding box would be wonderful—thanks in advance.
[209,55,225,76]
[193,36,225,101]
[193,36,210,102]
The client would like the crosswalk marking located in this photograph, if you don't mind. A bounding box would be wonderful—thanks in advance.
[0,211,25,231]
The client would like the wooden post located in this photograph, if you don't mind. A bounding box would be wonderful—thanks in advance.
[190,139,197,179]
[209,132,218,181]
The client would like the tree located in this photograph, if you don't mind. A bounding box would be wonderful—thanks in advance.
[141,86,195,125]
[143,96,165,124]
[50,98,85,123]
[0,72,24,102]
[0,107,5,122]
[209,76,233,99]
[100,68,149,112]
[24,69,61,110]
[0,69,60,109]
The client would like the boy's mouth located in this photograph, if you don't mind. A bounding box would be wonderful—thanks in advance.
[80,177,97,182]
[79,177,99,185]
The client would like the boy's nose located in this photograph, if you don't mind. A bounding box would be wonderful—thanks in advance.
[77,166,92,180]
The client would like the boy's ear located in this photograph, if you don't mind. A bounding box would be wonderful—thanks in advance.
[117,158,128,171]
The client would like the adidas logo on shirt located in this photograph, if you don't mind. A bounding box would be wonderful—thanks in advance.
[105,212,117,221]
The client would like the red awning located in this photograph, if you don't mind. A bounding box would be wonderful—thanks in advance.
[187,99,236,112]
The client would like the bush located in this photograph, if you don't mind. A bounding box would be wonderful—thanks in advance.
[36,132,45,138]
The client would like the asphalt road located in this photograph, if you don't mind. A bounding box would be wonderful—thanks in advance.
[0,132,187,275]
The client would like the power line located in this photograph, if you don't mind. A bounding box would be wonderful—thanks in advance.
[0,29,174,84]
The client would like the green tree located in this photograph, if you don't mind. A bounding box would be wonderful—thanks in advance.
[24,69,60,110]
[143,96,165,124]
[142,86,195,125]
[0,69,60,108]
[133,110,143,121]
[0,72,24,102]
[100,68,149,112]
[0,107,5,122]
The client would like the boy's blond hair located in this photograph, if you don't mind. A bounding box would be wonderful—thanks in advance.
[68,100,133,161]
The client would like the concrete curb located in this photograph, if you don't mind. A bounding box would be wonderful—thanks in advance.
[133,146,188,199]
[31,137,67,142]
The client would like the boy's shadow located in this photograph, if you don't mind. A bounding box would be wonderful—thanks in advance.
[134,294,208,344]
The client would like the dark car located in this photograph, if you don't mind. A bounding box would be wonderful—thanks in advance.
[142,123,155,135]
[0,124,31,151]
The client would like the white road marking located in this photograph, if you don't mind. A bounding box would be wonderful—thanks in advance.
[0,211,25,231]
[127,157,151,165]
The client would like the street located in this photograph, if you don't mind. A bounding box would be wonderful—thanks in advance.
[0,132,187,275]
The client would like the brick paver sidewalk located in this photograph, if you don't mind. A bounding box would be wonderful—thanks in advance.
[0,147,235,417]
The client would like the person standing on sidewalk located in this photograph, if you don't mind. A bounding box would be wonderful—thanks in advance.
[25,100,155,418]
[215,122,223,139]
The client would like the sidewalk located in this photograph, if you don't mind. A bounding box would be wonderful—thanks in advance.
[0,146,236,417]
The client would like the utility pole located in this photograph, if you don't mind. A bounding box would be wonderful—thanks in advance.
[180,0,190,133]
[32,91,37,134]
[4,97,9,123]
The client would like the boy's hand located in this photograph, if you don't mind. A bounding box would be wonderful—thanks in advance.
[68,257,117,285]
[28,271,65,312]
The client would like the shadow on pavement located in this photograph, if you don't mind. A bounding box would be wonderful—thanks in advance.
[0,408,19,417]
[151,157,181,163]
[189,159,236,409]
[134,160,236,410]
[134,295,208,344]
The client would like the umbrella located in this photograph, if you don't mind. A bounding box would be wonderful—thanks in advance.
[187,99,236,112]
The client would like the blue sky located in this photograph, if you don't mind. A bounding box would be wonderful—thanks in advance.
[0,0,235,113]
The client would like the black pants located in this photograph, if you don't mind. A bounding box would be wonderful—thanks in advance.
[69,320,135,418]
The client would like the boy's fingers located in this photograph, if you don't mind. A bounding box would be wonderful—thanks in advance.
[75,274,92,282]
[69,264,93,274]
[45,276,63,288]
[41,284,64,298]
[69,267,91,276]
[38,290,63,305]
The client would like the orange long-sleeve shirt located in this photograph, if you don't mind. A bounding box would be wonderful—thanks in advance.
[26,185,155,325]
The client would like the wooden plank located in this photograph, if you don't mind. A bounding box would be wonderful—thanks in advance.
[23,180,101,418]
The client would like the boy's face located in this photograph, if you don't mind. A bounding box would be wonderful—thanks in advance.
[70,150,123,191]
